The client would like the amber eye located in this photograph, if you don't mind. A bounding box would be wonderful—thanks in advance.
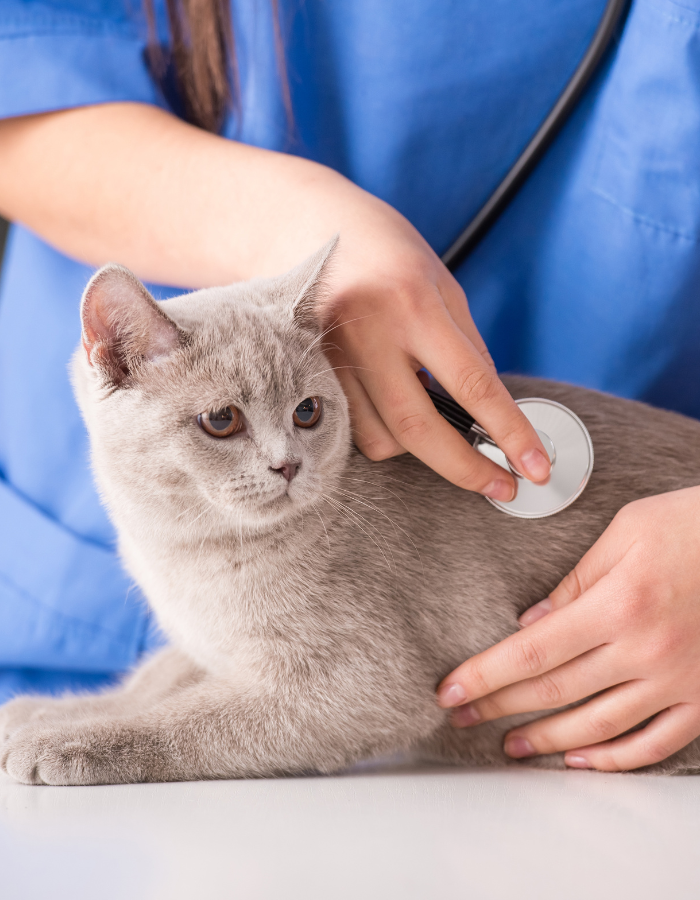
[198,406,242,438]
[293,396,322,428]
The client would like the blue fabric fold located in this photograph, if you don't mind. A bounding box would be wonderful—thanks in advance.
[0,473,148,672]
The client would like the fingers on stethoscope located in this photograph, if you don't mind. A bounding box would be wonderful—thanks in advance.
[359,350,520,501]
[450,645,628,728]
[334,356,516,501]
[562,702,700,772]
[329,302,524,496]
[412,300,551,485]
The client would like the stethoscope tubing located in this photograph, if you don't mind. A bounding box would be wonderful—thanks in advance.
[440,0,631,271]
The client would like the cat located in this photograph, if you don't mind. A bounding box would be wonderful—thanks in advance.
[2,238,700,785]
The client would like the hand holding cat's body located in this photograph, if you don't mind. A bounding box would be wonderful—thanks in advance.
[2,245,700,784]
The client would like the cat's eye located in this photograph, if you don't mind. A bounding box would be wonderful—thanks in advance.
[293,397,322,428]
[198,406,242,438]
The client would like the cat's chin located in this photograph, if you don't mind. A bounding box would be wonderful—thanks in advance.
[222,491,321,531]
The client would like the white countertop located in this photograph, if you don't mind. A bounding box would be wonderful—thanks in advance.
[2,763,697,899]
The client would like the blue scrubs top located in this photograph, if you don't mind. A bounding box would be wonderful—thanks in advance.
[1,0,699,702]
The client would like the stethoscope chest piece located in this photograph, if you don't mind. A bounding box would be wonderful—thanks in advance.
[475,398,594,518]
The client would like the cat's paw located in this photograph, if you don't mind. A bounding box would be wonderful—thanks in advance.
[0,722,142,785]
[2,725,94,785]
[0,719,172,785]
[0,696,60,747]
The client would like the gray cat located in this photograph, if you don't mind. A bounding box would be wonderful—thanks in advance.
[2,240,699,785]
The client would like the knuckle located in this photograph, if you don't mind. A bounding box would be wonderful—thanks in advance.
[454,365,500,408]
[592,750,625,772]
[356,434,401,462]
[453,456,491,492]
[395,281,439,317]
[393,411,432,445]
[479,695,507,720]
[610,584,646,628]
[531,731,560,755]
[612,501,640,533]
[532,673,564,707]
[510,637,547,677]
[466,661,493,698]
[639,736,674,766]
[645,628,685,665]
[556,567,584,605]
[481,348,497,371]
[585,712,620,743]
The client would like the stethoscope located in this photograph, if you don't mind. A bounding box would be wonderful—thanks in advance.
[428,0,629,518]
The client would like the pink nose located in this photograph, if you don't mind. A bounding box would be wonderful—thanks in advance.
[271,461,300,483]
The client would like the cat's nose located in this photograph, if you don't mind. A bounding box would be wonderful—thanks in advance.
[270,461,301,483]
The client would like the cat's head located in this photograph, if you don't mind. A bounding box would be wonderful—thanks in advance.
[73,238,351,534]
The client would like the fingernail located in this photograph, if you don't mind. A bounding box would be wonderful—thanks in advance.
[437,682,467,708]
[451,703,481,728]
[483,479,515,502]
[518,598,552,628]
[520,448,551,482]
[504,736,536,758]
[565,755,592,769]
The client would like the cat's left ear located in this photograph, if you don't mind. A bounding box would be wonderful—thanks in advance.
[289,235,339,332]
[80,264,184,386]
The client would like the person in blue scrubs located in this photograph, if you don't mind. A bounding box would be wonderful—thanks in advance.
[0,0,699,772]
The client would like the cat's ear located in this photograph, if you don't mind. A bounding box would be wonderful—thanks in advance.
[288,235,339,332]
[80,264,183,386]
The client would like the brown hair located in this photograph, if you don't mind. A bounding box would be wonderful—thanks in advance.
[144,0,290,135]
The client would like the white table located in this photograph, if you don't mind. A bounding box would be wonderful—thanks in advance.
[2,764,698,899]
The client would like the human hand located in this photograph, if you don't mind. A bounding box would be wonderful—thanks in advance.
[437,486,700,770]
[311,177,550,498]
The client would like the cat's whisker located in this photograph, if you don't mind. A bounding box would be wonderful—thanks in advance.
[185,505,212,531]
[194,513,218,560]
[328,486,422,571]
[343,472,411,490]
[324,502,392,573]
[297,312,379,365]
[173,500,208,522]
[296,317,343,365]
[124,581,137,606]
[340,476,411,511]
[305,365,375,380]
[322,494,394,572]
[312,503,332,556]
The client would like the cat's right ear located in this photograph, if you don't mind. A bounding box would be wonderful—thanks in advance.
[80,265,183,386]
[289,235,339,332]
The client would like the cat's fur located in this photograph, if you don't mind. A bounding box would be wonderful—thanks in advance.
[2,240,700,785]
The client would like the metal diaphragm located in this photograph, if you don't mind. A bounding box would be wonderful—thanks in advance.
[475,398,594,518]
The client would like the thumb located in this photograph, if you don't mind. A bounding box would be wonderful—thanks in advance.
[519,510,631,628]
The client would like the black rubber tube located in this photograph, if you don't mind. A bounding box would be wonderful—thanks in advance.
[0,216,8,272]
[441,0,631,271]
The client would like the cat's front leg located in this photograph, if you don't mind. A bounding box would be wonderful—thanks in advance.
[1,670,441,785]
[0,648,202,750]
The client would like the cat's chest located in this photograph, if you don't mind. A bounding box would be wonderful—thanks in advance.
[129,534,322,651]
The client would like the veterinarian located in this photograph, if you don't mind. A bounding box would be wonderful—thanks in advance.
[0,0,699,772]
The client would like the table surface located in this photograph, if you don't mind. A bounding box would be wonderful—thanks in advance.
[1,762,697,899]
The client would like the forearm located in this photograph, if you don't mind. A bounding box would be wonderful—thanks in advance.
[0,102,361,286]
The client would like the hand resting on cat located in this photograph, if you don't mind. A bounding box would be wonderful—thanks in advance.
[2,240,700,784]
